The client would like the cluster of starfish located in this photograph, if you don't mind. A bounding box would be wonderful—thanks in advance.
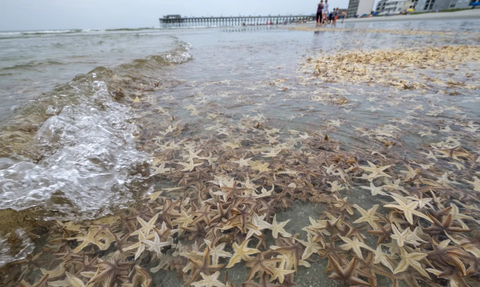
[1,28,480,287]
[301,45,480,93]
[286,26,480,38]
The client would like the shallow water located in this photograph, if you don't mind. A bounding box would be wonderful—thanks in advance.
[1,19,480,286]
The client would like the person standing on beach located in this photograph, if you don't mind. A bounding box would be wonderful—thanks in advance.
[323,0,329,24]
[316,0,324,26]
[332,8,338,26]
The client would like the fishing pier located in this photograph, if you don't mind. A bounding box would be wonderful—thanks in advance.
[159,15,314,28]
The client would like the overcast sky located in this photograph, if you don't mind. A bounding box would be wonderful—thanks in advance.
[0,0,367,31]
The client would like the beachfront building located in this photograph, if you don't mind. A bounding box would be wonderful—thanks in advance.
[415,0,473,12]
[347,0,376,17]
[376,0,388,13]
[378,0,420,14]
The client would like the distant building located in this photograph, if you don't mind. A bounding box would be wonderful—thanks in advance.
[376,0,389,13]
[163,15,182,19]
[347,0,375,17]
[383,0,407,14]
[415,0,473,11]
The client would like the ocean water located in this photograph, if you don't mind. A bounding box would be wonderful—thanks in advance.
[1,19,480,285]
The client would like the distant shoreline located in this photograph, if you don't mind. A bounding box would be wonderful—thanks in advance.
[343,9,480,22]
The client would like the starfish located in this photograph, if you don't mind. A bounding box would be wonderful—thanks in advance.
[368,221,392,245]
[449,204,473,229]
[67,229,106,253]
[152,162,172,175]
[384,197,432,225]
[270,255,295,284]
[420,150,437,161]
[232,157,252,167]
[295,233,323,260]
[247,213,272,239]
[171,206,195,235]
[143,232,171,257]
[123,230,150,260]
[178,158,203,172]
[131,213,159,236]
[327,256,370,287]
[269,215,292,239]
[423,213,469,236]
[261,147,282,158]
[465,176,480,192]
[390,224,424,247]
[250,161,271,173]
[400,165,420,181]
[372,245,395,272]
[87,258,131,287]
[270,237,304,271]
[204,239,232,266]
[226,239,260,268]
[393,247,430,278]
[192,272,226,287]
[437,146,470,161]
[245,252,280,280]
[360,181,387,196]
[353,204,380,230]
[20,275,49,287]
[65,272,86,287]
[338,236,374,260]
[359,161,391,181]
[427,239,472,276]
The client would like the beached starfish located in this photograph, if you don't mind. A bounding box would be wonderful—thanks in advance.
[20,275,49,287]
[123,230,150,260]
[192,272,226,287]
[295,233,323,260]
[372,245,395,272]
[353,204,380,230]
[143,232,171,257]
[232,157,252,167]
[359,161,392,181]
[245,252,280,280]
[269,215,291,239]
[268,255,295,284]
[327,256,370,286]
[87,258,131,287]
[423,213,469,236]
[384,197,432,225]
[204,239,232,266]
[400,165,420,181]
[393,247,430,278]
[338,236,373,260]
[226,239,260,268]
[360,181,387,196]
[131,213,159,236]
[178,158,203,172]
[465,176,480,192]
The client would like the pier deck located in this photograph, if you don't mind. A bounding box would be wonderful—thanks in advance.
[159,15,315,28]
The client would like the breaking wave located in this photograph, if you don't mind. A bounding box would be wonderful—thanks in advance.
[0,41,193,221]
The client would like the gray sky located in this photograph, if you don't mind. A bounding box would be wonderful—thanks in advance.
[0,0,358,31]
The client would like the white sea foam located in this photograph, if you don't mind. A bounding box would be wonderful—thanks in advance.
[0,81,149,220]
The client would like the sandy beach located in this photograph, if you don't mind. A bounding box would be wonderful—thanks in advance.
[344,8,480,22]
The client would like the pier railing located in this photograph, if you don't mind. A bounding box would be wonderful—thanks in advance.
[159,15,315,28]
